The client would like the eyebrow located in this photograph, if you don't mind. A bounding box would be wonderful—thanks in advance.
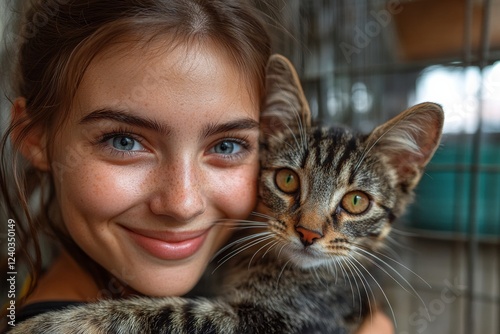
[201,118,260,139]
[79,108,259,139]
[79,108,171,136]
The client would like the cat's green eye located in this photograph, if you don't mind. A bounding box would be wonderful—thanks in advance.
[275,169,300,193]
[341,191,370,214]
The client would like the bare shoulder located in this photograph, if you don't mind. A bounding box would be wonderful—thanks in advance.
[23,252,99,304]
[356,311,394,334]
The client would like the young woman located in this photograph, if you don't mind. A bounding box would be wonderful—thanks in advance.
[1,0,392,332]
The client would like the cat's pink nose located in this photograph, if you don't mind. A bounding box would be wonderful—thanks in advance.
[295,226,323,246]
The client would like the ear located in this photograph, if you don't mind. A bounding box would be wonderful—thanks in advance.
[367,102,444,190]
[11,98,51,171]
[260,54,311,142]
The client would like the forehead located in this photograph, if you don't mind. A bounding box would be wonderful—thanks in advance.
[70,38,260,123]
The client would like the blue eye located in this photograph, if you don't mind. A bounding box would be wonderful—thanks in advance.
[212,140,242,155]
[108,135,143,151]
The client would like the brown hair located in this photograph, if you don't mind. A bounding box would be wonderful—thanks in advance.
[1,0,270,303]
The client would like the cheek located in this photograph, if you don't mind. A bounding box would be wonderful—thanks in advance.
[54,160,149,224]
[213,163,259,219]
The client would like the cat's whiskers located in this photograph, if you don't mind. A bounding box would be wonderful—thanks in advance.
[225,224,269,231]
[341,256,374,322]
[350,248,431,324]
[351,248,413,296]
[213,220,271,269]
[276,258,293,287]
[311,266,327,288]
[212,236,275,274]
[217,233,274,262]
[261,240,281,258]
[384,236,413,255]
[373,237,406,261]
[324,256,340,285]
[276,241,289,260]
[249,211,275,220]
[334,257,358,306]
[390,227,420,237]
[211,232,274,273]
[353,243,431,289]
[352,245,432,320]
[248,239,280,268]
[348,255,397,328]
[333,257,349,286]
[343,258,364,320]
[214,218,268,227]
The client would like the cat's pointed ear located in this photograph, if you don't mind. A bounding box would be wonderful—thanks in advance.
[367,102,444,190]
[260,54,311,141]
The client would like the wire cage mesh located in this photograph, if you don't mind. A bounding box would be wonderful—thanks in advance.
[263,0,500,333]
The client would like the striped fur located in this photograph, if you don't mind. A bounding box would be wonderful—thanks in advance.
[11,55,443,334]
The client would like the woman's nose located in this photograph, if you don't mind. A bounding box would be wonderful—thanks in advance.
[149,160,206,223]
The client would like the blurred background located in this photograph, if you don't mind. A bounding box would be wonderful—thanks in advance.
[261,0,500,333]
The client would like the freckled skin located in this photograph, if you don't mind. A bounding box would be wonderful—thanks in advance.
[49,40,261,297]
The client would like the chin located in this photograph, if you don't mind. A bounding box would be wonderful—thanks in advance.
[284,247,334,269]
[128,273,199,297]
[117,258,208,298]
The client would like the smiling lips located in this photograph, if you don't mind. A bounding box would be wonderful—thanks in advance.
[124,226,211,261]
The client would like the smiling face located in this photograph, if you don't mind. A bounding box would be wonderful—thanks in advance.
[49,39,261,296]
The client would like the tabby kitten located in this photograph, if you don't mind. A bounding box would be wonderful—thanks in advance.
[11,55,444,334]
